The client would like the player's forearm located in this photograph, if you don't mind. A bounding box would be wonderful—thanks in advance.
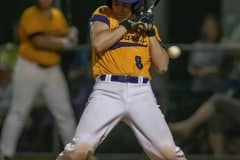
[149,37,169,74]
[91,26,127,53]
[32,35,71,51]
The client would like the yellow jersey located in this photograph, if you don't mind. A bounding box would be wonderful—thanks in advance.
[90,6,160,79]
[18,6,68,66]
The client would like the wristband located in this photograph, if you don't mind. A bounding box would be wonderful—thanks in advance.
[120,20,131,30]
[147,28,156,37]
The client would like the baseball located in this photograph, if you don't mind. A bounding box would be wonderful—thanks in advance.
[167,45,181,59]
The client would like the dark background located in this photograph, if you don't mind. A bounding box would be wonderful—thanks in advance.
[0,0,221,44]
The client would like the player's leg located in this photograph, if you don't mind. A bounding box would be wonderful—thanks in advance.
[169,92,240,138]
[124,119,186,160]
[42,66,76,144]
[207,93,240,155]
[208,131,225,155]
[213,93,240,124]
[169,100,215,138]
[56,81,125,160]
[127,84,178,160]
[0,58,42,157]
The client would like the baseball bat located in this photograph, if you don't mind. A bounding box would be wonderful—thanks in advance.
[145,0,161,13]
[144,0,182,59]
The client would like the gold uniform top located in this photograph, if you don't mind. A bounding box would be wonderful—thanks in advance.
[18,6,68,66]
[89,6,160,79]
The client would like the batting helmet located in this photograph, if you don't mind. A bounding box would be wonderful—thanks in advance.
[118,0,139,3]
[107,0,144,13]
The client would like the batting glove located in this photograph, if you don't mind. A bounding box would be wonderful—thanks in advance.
[120,15,143,30]
[137,11,156,36]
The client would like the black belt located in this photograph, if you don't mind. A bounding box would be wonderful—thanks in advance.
[99,75,149,84]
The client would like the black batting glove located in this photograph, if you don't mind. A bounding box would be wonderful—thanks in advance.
[146,28,156,37]
[139,11,154,23]
[120,15,140,30]
[137,11,156,36]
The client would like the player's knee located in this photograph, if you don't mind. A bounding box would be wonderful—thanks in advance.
[56,143,93,160]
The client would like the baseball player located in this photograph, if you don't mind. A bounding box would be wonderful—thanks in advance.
[0,0,77,159]
[56,0,186,160]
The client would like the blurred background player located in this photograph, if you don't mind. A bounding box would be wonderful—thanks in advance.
[187,14,225,115]
[169,18,240,155]
[169,15,226,153]
[0,0,78,159]
[0,43,18,130]
[56,0,186,160]
[169,87,240,155]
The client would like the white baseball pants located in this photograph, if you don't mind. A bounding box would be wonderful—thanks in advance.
[0,57,76,157]
[71,77,177,159]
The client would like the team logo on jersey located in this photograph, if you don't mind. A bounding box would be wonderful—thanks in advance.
[123,33,147,44]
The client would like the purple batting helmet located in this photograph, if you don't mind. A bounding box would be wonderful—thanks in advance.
[107,0,144,13]
[118,0,139,3]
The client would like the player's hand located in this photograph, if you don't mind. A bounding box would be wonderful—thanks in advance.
[137,11,156,36]
[119,15,143,30]
[60,37,77,51]
[60,26,79,50]
[68,26,79,45]
[138,11,154,27]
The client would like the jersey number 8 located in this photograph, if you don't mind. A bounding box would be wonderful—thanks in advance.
[135,56,143,70]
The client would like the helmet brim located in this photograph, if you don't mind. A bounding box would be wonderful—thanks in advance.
[118,0,139,4]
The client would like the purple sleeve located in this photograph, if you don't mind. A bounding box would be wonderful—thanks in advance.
[89,14,110,27]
